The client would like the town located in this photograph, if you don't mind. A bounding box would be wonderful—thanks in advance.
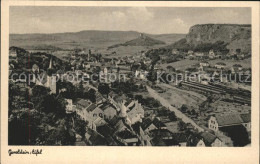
[8,31,251,146]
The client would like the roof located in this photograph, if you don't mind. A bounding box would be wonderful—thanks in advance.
[117,129,137,139]
[113,94,129,103]
[86,129,107,146]
[151,137,167,146]
[75,141,87,146]
[32,64,39,69]
[114,120,127,132]
[153,118,167,129]
[93,117,107,127]
[215,114,243,127]
[76,99,91,108]
[233,64,242,67]
[240,113,251,123]
[164,122,179,133]
[86,104,97,112]
[141,118,153,130]
[199,132,218,146]
[171,133,188,143]
[149,129,173,138]
[216,62,226,66]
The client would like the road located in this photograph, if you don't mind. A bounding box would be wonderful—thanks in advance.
[146,85,204,132]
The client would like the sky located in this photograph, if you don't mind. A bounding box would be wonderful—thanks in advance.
[10,7,251,34]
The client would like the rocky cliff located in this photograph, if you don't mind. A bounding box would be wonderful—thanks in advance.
[167,24,251,53]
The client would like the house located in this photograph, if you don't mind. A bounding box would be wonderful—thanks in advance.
[9,50,17,58]
[95,92,104,105]
[231,64,243,73]
[240,113,251,132]
[153,118,167,130]
[208,113,251,132]
[90,117,107,131]
[199,132,222,147]
[85,129,108,146]
[188,50,194,55]
[172,49,180,55]
[200,61,210,67]
[116,129,139,146]
[65,99,76,114]
[193,139,206,147]
[90,106,105,119]
[99,104,117,120]
[208,49,215,59]
[195,52,204,58]
[164,121,179,134]
[141,118,158,133]
[149,129,173,140]
[32,64,40,73]
[215,62,226,69]
[75,99,93,121]
[127,100,144,124]
[188,54,195,60]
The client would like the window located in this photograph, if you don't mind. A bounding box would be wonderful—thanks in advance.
[99,113,103,118]
[93,114,97,117]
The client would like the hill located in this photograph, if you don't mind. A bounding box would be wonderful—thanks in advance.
[165,24,251,54]
[10,31,185,51]
[108,34,165,49]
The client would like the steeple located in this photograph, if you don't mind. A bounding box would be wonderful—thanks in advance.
[49,57,53,69]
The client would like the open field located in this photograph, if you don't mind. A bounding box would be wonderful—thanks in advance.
[157,83,207,109]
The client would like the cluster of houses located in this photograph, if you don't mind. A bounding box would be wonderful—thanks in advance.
[181,60,251,86]
[69,89,226,146]
[9,46,251,146]
[184,49,248,60]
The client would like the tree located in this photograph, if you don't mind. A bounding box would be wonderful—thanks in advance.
[166,66,174,72]
[85,88,96,103]
[74,118,87,138]
[169,111,177,121]
[178,121,187,131]
[98,83,110,97]
[9,109,43,145]
[180,104,188,113]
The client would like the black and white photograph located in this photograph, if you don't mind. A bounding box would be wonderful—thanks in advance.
[7,6,253,147]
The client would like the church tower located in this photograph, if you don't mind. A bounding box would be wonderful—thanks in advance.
[46,57,57,94]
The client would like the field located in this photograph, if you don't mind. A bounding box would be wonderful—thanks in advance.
[157,83,207,109]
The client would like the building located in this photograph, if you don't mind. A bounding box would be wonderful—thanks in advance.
[9,50,17,58]
[90,117,107,131]
[127,100,144,124]
[141,118,158,134]
[208,113,251,132]
[46,57,57,94]
[231,64,243,73]
[240,113,251,132]
[33,58,57,94]
[32,64,40,73]
[215,62,226,69]
[199,132,222,147]
[65,99,76,114]
[208,49,215,59]
[99,104,117,120]
[75,99,93,121]
[200,61,210,67]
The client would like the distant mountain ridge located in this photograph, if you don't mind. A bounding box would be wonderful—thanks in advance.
[10,30,185,51]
